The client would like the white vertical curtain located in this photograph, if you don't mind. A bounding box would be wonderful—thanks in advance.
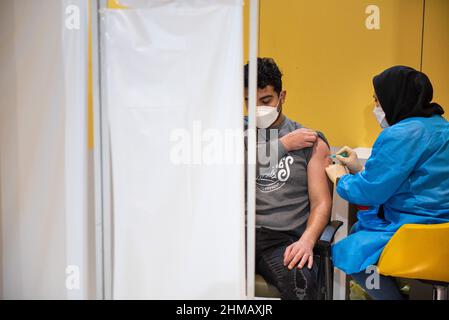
[101,0,245,299]
[0,0,93,299]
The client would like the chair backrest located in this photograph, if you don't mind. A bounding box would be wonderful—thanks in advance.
[378,222,449,283]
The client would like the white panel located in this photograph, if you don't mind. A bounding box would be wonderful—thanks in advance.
[62,0,90,300]
[101,0,245,299]
[0,0,92,299]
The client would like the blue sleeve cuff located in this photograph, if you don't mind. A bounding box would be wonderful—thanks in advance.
[336,173,351,201]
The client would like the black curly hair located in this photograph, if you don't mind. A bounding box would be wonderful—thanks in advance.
[244,57,283,95]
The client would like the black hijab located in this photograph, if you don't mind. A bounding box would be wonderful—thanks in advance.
[373,66,444,125]
[373,66,444,220]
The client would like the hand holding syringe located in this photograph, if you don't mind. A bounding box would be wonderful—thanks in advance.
[330,147,363,173]
[330,151,349,159]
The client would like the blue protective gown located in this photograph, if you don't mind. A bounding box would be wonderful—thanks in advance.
[332,115,449,275]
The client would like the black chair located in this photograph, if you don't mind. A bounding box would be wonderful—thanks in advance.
[255,220,343,300]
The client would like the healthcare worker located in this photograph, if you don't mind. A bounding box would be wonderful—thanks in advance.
[326,66,449,300]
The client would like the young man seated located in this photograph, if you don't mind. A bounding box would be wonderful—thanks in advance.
[244,58,332,300]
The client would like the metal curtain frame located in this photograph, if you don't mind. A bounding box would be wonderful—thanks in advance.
[91,0,113,300]
[246,0,259,300]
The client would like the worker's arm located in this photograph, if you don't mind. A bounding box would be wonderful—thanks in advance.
[337,124,427,205]
[283,138,333,270]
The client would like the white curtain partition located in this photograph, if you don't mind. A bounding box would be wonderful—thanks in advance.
[101,0,245,299]
[0,0,93,299]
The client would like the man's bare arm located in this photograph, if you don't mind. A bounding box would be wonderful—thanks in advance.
[283,138,332,270]
[302,138,333,244]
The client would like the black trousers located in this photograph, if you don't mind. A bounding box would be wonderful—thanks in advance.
[255,227,319,300]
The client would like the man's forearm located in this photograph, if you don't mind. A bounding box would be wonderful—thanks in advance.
[279,135,291,152]
[256,139,287,174]
[300,203,331,245]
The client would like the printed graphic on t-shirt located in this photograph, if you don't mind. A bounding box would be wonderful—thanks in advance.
[256,155,294,193]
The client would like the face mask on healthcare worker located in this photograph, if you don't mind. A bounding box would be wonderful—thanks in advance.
[256,94,282,129]
[373,104,390,129]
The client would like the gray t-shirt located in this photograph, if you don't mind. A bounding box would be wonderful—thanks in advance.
[245,116,328,236]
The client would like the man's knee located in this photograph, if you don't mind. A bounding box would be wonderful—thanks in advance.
[280,266,318,300]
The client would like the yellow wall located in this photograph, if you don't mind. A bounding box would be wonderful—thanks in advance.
[107,0,128,9]
[88,0,94,150]
[422,0,449,123]
[254,0,425,147]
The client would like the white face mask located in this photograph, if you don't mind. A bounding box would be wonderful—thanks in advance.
[256,94,282,129]
[373,104,389,129]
